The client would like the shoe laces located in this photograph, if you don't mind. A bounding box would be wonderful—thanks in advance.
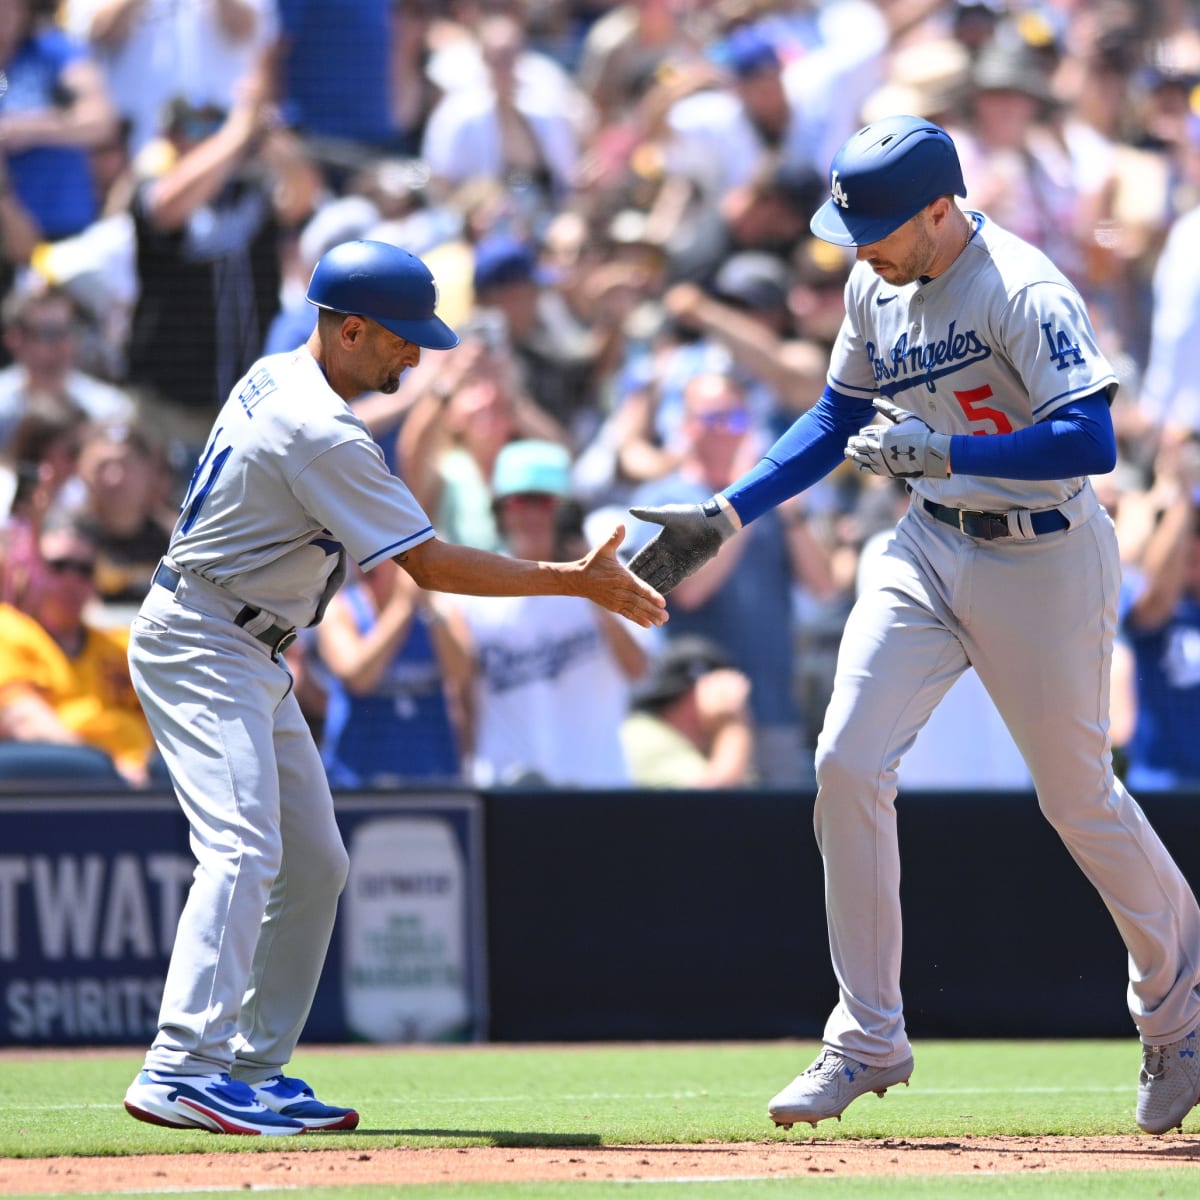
[1141,1032,1199,1082]
[1141,1044,1167,1082]
[807,1049,855,1080]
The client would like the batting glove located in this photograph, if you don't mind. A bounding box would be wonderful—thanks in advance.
[844,398,951,479]
[627,497,740,595]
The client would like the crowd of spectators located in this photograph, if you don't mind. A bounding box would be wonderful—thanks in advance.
[3,0,1200,791]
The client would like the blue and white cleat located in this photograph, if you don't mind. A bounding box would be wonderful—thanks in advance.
[250,1074,360,1130]
[768,1048,913,1128]
[123,1070,306,1135]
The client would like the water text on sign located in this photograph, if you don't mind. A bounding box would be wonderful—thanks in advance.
[0,853,194,960]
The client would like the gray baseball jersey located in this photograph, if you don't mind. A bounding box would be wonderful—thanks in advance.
[812,212,1200,1068]
[128,346,437,1079]
[829,212,1116,510]
[168,348,435,628]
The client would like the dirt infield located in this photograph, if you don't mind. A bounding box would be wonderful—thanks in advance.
[4,1136,1200,1192]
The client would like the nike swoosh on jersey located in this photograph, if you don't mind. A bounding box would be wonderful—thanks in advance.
[876,295,897,305]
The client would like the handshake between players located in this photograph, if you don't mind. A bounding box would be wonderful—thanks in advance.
[627,399,940,594]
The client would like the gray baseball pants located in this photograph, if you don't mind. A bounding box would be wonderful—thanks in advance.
[128,581,349,1080]
[815,491,1200,1065]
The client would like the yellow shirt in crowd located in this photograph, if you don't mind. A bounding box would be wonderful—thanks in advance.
[0,604,153,775]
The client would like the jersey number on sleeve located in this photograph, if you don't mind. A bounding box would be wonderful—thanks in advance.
[953,385,1013,436]
[180,431,232,534]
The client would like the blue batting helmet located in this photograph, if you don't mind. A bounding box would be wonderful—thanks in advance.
[306,239,460,350]
[809,115,967,247]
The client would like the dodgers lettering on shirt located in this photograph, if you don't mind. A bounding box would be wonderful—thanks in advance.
[460,593,634,787]
[479,628,601,695]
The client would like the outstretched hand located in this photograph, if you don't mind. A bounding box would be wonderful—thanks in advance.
[844,398,951,479]
[580,524,668,627]
[627,499,739,595]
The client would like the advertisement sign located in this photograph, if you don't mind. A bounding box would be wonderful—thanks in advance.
[0,792,486,1046]
[342,816,475,1042]
[323,794,487,1044]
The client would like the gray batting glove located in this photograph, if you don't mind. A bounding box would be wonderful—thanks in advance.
[627,498,740,595]
[844,398,951,479]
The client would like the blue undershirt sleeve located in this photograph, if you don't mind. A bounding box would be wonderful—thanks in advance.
[723,387,875,526]
[946,390,1116,479]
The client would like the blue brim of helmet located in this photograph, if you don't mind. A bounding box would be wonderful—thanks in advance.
[810,197,909,247]
[375,313,461,350]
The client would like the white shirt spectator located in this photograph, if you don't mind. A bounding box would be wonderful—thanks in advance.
[0,367,132,452]
[420,86,579,198]
[64,0,279,154]
[456,592,639,788]
[663,18,885,201]
[1140,204,1200,434]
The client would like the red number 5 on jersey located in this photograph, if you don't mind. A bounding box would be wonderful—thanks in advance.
[953,385,1014,435]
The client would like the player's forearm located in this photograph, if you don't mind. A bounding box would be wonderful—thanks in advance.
[946,393,1116,480]
[399,537,586,599]
[723,387,872,525]
[400,535,666,627]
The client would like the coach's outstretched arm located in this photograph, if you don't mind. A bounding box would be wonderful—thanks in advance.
[629,387,873,594]
[397,524,668,628]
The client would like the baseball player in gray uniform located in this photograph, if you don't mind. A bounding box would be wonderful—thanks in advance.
[629,115,1200,1135]
[122,239,666,1136]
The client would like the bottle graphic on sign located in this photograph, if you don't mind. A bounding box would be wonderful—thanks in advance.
[342,816,471,1042]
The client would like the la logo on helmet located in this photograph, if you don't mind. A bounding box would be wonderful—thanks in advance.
[830,171,849,209]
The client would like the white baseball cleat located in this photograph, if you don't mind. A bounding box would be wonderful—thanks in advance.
[768,1048,914,1128]
[1136,1029,1200,1134]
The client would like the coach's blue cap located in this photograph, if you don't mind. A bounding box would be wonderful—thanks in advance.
[306,239,459,350]
[810,114,967,247]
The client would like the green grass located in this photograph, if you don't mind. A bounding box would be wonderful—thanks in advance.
[1,1040,1197,1197]
[0,1039,1159,1155]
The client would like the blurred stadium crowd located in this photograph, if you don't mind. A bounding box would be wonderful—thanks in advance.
[2,0,1200,794]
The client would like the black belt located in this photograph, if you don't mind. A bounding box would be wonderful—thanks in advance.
[921,498,1069,540]
[152,562,298,656]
